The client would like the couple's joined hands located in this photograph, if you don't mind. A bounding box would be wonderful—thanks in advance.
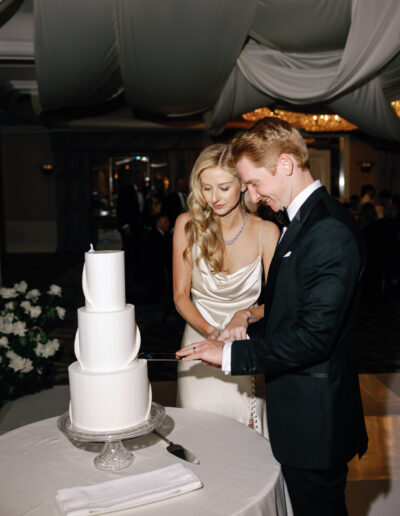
[176,337,224,368]
[175,310,250,367]
[219,310,250,342]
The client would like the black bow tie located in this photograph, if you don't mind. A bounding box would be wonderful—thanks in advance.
[275,208,290,227]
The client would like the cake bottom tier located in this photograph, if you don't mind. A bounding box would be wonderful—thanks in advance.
[68,358,151,432]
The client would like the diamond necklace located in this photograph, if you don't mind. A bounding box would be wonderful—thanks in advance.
[224,211,248,246]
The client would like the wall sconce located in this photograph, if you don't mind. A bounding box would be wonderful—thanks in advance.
[39,163,54,174]
[357,161,375,175]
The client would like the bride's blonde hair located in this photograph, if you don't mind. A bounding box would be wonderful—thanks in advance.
[184,143,249,273]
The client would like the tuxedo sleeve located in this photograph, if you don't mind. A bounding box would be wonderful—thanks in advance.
[231,218,361,376]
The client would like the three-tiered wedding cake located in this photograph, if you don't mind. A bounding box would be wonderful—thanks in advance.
[68,246,152,432]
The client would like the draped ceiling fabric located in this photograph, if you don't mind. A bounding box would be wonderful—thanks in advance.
[34,0,400,140]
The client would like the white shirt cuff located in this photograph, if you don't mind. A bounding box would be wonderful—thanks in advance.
[222,342,232,375]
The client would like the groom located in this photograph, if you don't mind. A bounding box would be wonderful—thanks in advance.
[177,117,368,516]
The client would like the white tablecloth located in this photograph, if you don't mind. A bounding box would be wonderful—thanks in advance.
[0,407,292,516]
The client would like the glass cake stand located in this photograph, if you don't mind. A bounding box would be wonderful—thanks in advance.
[57,402,166,471]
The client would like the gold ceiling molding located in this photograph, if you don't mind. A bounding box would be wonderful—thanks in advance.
[242,107,357,132]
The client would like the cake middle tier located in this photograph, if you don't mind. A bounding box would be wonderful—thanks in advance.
[75,304,140,372]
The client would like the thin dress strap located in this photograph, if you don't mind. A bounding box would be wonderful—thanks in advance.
[258,221,262,257]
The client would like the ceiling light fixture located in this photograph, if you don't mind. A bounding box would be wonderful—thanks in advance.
[391,100,400,117]
[242,107,357,132]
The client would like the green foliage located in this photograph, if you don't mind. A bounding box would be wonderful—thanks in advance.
[0,281,66,407]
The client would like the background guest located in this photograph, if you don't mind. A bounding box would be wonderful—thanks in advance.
[116,170,150,292]
[379,189,399,220]
[163,176,188,229]
[142,212,173,320]
[359,184,376,206]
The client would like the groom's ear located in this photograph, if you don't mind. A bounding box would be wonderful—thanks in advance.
[277,154,294,176]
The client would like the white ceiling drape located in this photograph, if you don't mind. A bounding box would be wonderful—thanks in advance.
[33,0,400,140]
[34,0,121,110]
[206,0,400,139]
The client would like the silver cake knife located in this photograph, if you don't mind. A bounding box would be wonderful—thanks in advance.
[139,352,181,361]
[153,429,200,465]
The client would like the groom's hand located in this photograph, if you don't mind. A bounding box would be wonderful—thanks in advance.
[176,338,224,368]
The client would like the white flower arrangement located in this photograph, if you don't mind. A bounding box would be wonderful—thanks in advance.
[0,281,65,405]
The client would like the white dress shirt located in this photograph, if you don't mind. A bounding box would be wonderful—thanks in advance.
[222,180,322,374]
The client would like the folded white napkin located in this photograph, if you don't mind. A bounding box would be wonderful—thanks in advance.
[55,463,203,516]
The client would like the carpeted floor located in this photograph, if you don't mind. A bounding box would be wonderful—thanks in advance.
[2,253,400,385]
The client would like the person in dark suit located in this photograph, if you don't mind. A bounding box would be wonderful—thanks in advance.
[162,176,188,228]
[177,117,368,516]
[142,212,173,318]
[116,170,149,290]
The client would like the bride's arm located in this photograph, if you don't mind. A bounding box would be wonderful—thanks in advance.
[219,306,264,342]
[173,213,219,339]
[219,220,280,342]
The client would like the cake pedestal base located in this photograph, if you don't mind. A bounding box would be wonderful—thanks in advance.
[94,440,135,470]
[57,402,165,471]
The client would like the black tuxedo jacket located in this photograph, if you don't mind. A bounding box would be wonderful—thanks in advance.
[231,187,368,470]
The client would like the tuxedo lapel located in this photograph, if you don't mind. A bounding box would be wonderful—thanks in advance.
[277,186,329,259]
[263,187,329,327]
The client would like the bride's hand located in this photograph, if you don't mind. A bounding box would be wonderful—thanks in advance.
[205,327,220,340]
[219,310,250,342]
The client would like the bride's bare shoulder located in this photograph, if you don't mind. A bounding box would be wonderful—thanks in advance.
[248,213,279,233]
[249,215,280,244]
[175,212,191,229]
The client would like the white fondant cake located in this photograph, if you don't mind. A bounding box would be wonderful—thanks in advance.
[68,247,152,432]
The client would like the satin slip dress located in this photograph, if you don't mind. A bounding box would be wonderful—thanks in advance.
[176,237,268,437]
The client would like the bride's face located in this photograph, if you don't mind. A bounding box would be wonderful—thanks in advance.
[200,167,242,216]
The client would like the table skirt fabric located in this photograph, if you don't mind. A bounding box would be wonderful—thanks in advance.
[0,407,292,516]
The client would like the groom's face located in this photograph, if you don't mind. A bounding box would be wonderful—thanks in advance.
[236,156,289,212]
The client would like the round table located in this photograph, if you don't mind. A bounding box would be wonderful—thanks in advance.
[0,407,292,516]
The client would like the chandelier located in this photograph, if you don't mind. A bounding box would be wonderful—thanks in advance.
[391,100,400,117]
[242,107,357,132]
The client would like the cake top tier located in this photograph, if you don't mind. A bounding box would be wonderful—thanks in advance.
[82,245,126,312]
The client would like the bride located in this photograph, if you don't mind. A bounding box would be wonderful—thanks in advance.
[173,143,279,436]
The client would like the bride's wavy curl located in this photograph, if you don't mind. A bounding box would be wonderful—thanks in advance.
[184,143,250,273]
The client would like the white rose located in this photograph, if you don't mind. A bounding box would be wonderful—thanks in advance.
[0,336,9,348]
[35,339,59,358]
[0,321,13,334]
[5,302,14,310]
[48,284,62,296]
[4,313,14,324]
[30,306,42,318]
[0,315,14,335]
[46,338,60,356]
[26,289,41,301]
[12,321,27,337]
[0,287,17,299]
[20,300,32,313]
[6,350,33,373]
[34,343,45,357]
[55,306,66,320]
[14,281,28,294]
